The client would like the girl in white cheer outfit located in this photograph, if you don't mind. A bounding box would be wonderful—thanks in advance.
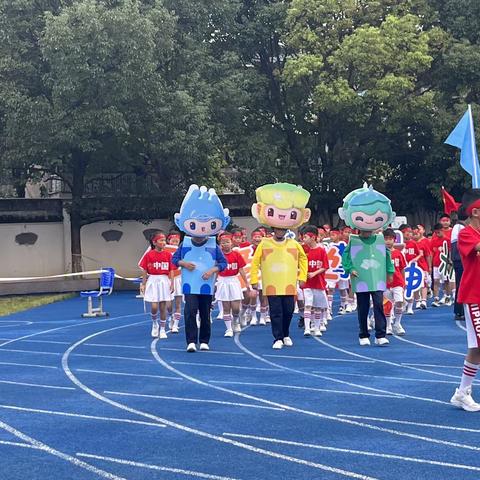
[139,232,174,339]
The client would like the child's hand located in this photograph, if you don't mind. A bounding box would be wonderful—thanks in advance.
[298,280,306,288]
[351,270,359,278]
[307,272,316,279]
[202,269,214,280]
[387,274,393,284]
[182,262,196,271]
[140,283,146,294]
[170,283,175,294]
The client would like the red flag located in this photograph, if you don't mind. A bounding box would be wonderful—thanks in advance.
[441,186,461,215]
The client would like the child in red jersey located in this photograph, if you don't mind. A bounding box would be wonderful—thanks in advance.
[216,233,250,336]
[384,229,407,335]
[413,226,431,309]
[301,225,330,337]
[430,224,453,307]
[400,225,422,314]
[139,232,175,339]
[450,189,480,411]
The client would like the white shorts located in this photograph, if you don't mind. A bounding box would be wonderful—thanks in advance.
[384,286,404,304]
[144,275,171,303]
[326,279,337,290]
[465,304,480,349]
[297,286,304,302]
[215,276,243,302]
[172,276,182,298]
[338,279,350,290]
[433,267,455,282]
[303,289,328,308]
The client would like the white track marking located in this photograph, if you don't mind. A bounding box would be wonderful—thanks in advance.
[153,343,480,452]
[234,336,447,405]
[171,361,276,372]
[0,379,75,390]
[15,339,71,345]
[0,420,126,479]
[104,391,285,411]
[315,337,462,380]
[0,313,145,348]
[85,343,145,349]
[0,348,60,356]
[159,347,244,356]
[77,453,242,480]
[209,381,400,399]
[0,440,42,450]
[0,404,166,428]
[401,363,460,369]
[264,354,374,363]
[73,353,152,362]
[457,321,467,332]
[62,322,378,480]
[337,414,480,433]
[76,369,182,380]
[0,361,57,370]
[393,336,464,356]
[222,433,480,472]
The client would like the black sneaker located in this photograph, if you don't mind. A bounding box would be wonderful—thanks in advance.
[297,316,305,328]
[455,313,465,321]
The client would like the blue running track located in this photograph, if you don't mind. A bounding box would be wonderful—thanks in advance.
[0,292,478,480]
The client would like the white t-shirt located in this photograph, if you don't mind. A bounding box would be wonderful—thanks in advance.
[451,223,465,244]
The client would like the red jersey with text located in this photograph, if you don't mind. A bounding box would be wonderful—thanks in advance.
[457,225,480,304]
[416,237,431,272]
[387,249,407,289]
[139,250,173,275]
[404,240,420,264]
[303,246,329,290]
[218,250,246,277]
[430,234,449,267]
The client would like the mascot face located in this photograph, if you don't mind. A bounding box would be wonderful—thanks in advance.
[174,185,230,237]
[338,184,395,232]
[252,183,311,229]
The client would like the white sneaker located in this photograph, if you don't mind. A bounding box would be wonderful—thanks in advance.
[415,301,421,309]
[392,324,406,336]
[431,299,440,307]
[313,329,322,337]
[186,343,196,352]
[344,304,352,313]
[171,325,179,334]
[420,301,427,310]
[250,316,258,326]
[445,297,453,306]
[320,324,327,332]
[339,306,346,315]
[259,315,266,326]
[199,343,209,351]
[159,330,167,339]
[439,296,447,305]
[224,329,233,338]
[359,337,371,346]
[406,308,414,315]
[304,328,311,337]
[265,316,271,324]
[283,337,293,347]
[272,340,283,349]
[327,312,332,321]
[233,323,241,333]
[375,337,390,346]
[450,387,480,412]
[151,322,159,338]
[386,323,393,335]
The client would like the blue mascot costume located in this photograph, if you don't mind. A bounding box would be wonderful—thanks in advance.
[172,185,229,352]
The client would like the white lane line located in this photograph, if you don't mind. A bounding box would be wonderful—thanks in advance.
[401,363,460,369]
[104,391,285,411]
[76,369,182,380]
[16,339,71,345]
[77,453,242,480]
[0,361,57,370]
[393,336,464,356]
[0,313,146,348]
[337,414,480,433]
[0,404,166,428]
[73,353,152,362]
[0,348,153,363]
[170,361,276,372]
[209,381,400,399]
[85,343,145,349]
[0,380,75,391]
[222,433,480,472]
[264,354,374,363]
[315,337,462,380]
[159,347,244,356]
[63,322,377,480]
[0,440,42,450]
[153,343,480,453]
[0,420,126,479]
[235,336,447,405]
[457,321,467,332]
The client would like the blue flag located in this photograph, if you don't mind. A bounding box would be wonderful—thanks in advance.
[445,106,480,188]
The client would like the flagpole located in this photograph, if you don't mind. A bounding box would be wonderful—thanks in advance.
[468,104,480,188]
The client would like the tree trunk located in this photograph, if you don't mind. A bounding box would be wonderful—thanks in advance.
[70,150,87,273]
